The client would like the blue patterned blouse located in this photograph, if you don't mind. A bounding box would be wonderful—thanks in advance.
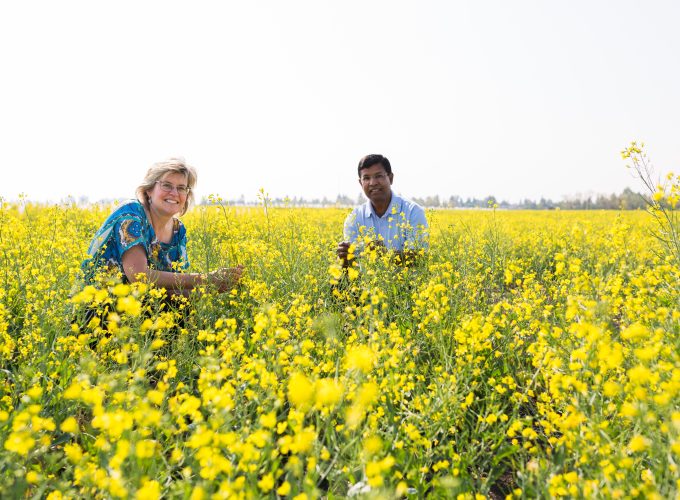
[81,200,189,283]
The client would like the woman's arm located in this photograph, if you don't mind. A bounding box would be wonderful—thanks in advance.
[121,245,243,292]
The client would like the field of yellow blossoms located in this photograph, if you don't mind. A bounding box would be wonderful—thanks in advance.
[0,199,679,499]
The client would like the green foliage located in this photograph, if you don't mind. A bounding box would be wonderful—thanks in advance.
[0,202,678,498]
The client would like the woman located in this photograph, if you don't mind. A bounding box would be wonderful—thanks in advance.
[82,157,243,293]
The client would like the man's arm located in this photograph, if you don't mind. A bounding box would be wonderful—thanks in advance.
[405,205,429,250]
[396,205,429,264]
[337,211,359,267]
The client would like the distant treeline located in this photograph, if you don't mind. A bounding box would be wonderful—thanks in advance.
[411,187,648,210]
[210,187,649,210]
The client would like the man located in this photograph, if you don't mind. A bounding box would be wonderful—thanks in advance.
[337,154,428,266]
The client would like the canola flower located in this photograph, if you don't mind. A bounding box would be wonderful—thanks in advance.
[0,197,678,498]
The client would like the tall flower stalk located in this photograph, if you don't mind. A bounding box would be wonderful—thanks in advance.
[622,141,680,263]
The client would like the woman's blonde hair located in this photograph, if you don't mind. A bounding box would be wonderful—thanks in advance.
[136,157,197,216]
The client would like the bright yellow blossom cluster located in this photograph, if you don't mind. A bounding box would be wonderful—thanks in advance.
[0,197,678,497]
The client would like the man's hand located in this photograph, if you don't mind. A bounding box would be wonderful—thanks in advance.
[336,241,352,267]
[394,249,420,266]
[367,240,385,252]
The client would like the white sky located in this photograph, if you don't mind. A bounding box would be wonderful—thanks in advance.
[2,1,679,204]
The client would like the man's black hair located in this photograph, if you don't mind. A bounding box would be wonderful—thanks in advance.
[357,154,392,177]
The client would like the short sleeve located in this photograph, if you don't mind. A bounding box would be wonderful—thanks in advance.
[113,215,148,257]
[343,211,359,243]
[404,206,429,250]
[176,223,190,270]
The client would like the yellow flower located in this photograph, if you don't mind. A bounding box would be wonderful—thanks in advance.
[672,412,680,430]
[628,435,649,453]
[602,381,620,397]
[346,404,365,429]
[170,448,184,463]
[328,264,343,282]
[135,439,157,459]
[288,372,315,410]
[290,427,316,454]
[249,429,271,448]
[63,443,83,463]
[136,479,161,500]
[485,414,498,424]
[260,411,277,429]
[4,431,35,456]
[60,417,79,434]
[63,382,82,400]
[344,345,375,373]
[621,323,649,340]
[363,435,383,456]
[92,409,134,440]
[112,283,131,297]
[315,378,344,409]
[620,402,638,418]
[277,481,291,496]
[671,440,680,455]
[147,389,164,406]
[26,385,43,400]
[461,392,474,409]
[116,296,142,317]
[356,381,379,406]
[257,473,275,493]
[634,346,658,361]
[189,487,205,500]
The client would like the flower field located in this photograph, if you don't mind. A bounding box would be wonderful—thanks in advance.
[0,201,679,499]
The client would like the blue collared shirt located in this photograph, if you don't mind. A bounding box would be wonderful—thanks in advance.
[343,193,429,251]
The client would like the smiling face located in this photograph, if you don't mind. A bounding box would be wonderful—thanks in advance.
[146,172,189,218]
[359,163,394,210]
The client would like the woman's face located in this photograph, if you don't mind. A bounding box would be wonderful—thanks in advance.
[146,172,189,218]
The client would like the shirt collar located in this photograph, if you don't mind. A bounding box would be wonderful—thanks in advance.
[362,193,402,219]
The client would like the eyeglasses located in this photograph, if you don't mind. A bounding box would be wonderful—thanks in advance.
[156,180,190,196]
[360,173,389,184]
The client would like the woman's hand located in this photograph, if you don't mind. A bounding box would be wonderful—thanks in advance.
[209,265,245,292]
[123,246,245,293]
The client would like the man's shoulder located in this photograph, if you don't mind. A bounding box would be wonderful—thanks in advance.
[346,201,371,222]
[394,196,428,229]
[395,195,425,213]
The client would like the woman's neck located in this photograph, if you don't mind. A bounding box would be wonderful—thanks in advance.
[146,205,175,243]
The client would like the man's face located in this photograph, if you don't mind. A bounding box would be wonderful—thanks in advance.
[359,163,394,207]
